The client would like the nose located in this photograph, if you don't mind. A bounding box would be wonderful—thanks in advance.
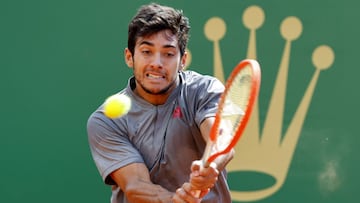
[150,53,163,69]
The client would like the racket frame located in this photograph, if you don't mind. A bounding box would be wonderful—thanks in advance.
[201,59,261,166]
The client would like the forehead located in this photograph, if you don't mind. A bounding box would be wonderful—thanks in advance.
[136,30,179,47]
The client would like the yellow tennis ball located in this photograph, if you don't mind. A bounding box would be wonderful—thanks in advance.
[104,94,131,118]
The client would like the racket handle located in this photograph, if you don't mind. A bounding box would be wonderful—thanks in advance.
[192,160,203,198]
[194,190,201,198]
[193,143,213,197]
[193,160,211,198]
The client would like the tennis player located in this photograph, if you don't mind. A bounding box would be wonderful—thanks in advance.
[87,3,234,203]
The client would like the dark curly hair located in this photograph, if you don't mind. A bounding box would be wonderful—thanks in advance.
[127,3,191,57]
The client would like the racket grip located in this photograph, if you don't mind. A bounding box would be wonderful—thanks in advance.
[194,190,201,198]
[193,160,211,198]
[193,143,213,197]
[195,164,204,198]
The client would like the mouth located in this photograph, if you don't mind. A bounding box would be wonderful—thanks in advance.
[146,73,165,79]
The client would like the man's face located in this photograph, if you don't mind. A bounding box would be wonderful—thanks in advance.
[125,30,186,99]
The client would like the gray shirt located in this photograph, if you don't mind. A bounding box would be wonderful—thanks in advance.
[87,71,231,203]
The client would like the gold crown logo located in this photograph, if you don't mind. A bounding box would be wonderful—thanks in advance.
[186,5,335,202]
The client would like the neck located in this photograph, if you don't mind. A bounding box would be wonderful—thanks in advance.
[134,76,179,105]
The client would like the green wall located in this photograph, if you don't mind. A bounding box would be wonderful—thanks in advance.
[0,0,357,202]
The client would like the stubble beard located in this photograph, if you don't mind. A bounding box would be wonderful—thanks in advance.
[136,75,178,95]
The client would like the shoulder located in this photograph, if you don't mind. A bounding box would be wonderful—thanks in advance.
[180,70,224,92]
[86,108,111,137]
[87,92,130,138]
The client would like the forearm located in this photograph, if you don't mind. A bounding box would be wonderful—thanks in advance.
[213,148,234,171]
[124,179,174,203]
[199,117,235,172]
[110,163,174,203]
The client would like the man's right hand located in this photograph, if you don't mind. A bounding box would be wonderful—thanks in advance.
[173,182,205,203]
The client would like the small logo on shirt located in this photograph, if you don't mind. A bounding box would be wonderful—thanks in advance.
[173,106,183,118]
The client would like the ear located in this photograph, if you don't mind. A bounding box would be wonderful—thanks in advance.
[180,51,188,71]
[124,48,134,68]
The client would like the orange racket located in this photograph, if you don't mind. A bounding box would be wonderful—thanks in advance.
[200,59,261,167]
[194,59,261,197]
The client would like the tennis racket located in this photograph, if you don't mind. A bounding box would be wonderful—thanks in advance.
[195,59,261,196]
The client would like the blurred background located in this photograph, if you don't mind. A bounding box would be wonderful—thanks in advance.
[0,0,357,202]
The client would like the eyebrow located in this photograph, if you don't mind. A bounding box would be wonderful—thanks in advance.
[139,40,177,49]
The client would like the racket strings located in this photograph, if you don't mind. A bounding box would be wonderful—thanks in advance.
[215,65,254,152]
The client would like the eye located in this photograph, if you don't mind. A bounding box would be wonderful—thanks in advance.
[163,50,176,57]
[165,52,175,57]
[142,50,151,55]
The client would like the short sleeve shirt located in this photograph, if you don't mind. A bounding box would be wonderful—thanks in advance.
[87,71,231,203]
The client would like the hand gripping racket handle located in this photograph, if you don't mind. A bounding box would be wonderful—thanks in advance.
[192,58,261,198]
[193,142,216,198]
